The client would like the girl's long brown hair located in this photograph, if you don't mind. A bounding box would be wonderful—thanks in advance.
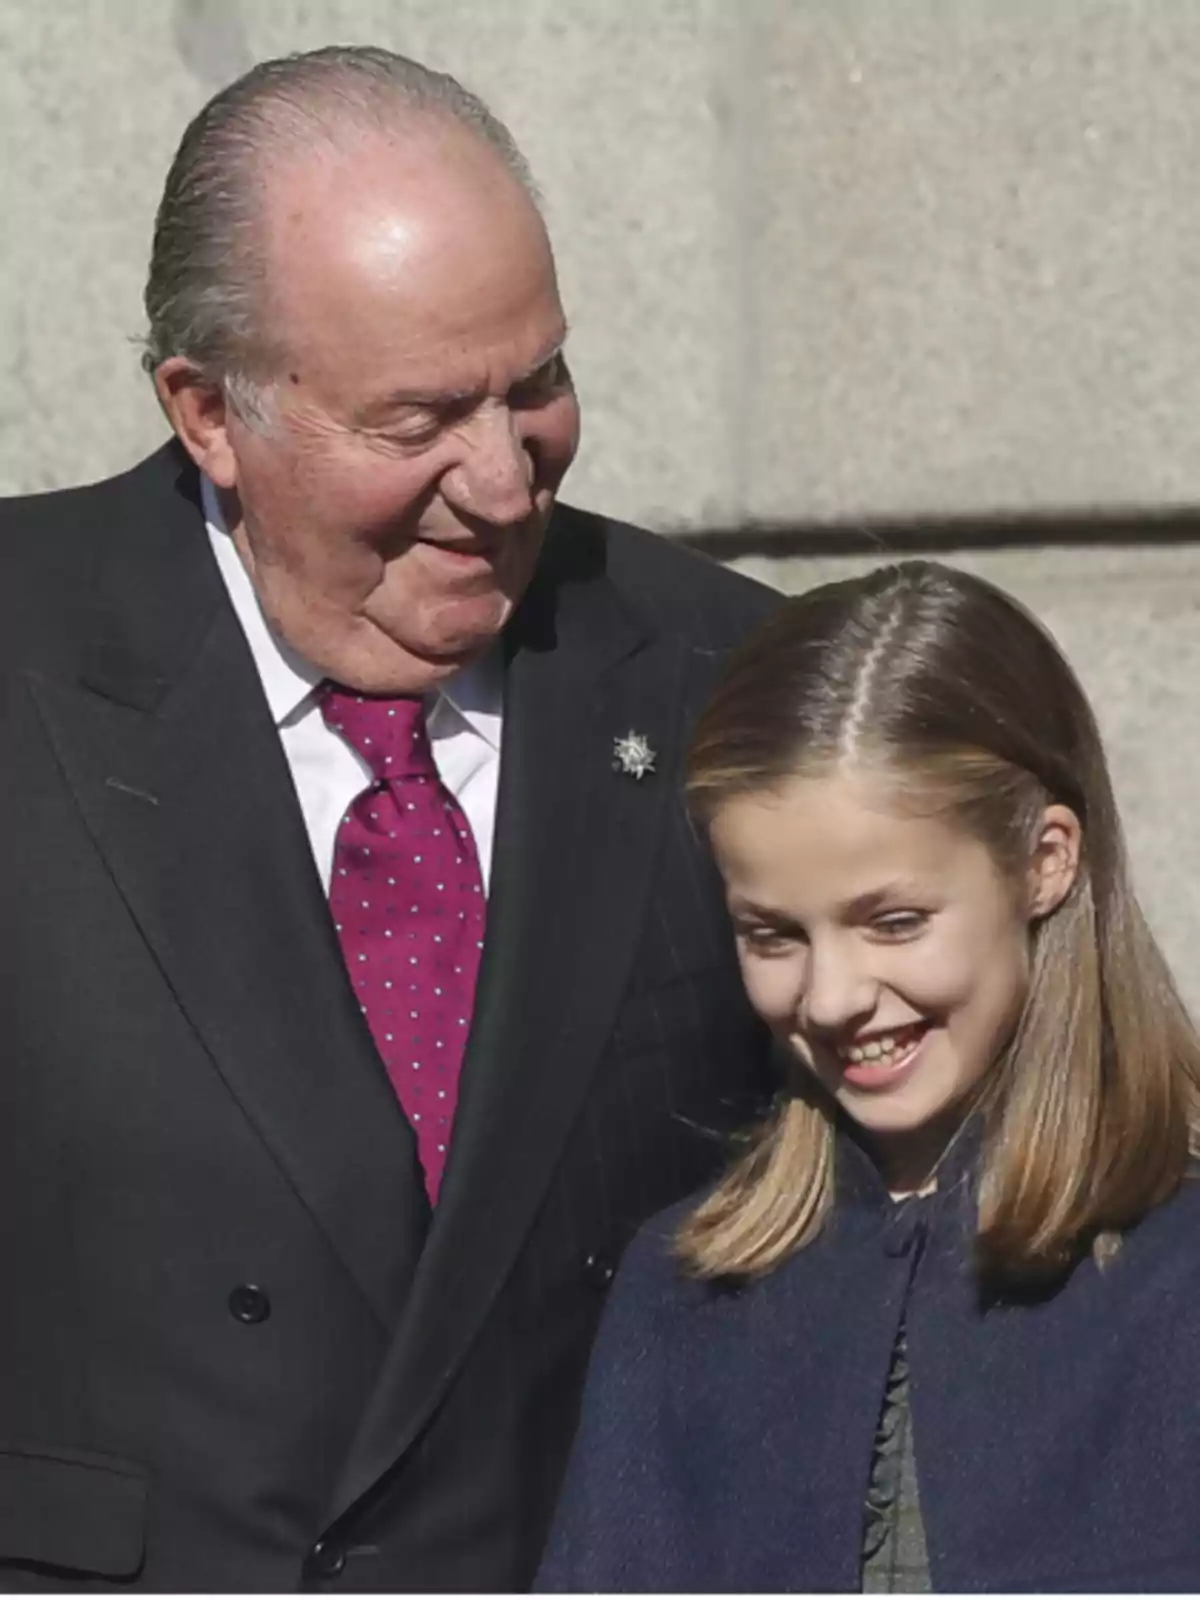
[681,560,1200,1284]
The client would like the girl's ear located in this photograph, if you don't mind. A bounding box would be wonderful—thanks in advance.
[1027,804,1082,919]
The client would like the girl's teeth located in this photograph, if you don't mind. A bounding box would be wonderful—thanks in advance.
[844,1027,923,1069]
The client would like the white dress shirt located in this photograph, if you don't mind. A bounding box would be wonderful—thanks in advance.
[202,477,503,892]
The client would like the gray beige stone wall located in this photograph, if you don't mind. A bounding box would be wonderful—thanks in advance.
[4,0,1200,999]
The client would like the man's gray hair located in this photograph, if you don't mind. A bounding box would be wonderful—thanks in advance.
[142,45,537,401]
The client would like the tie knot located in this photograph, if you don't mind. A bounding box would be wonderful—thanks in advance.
[320,685,436,784]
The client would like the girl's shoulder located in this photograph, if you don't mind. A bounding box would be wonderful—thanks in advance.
[1136,1165,1200,1252]
[609,1194,722,1319]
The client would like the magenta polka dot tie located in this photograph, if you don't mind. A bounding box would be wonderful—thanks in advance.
[320,685,486,1203]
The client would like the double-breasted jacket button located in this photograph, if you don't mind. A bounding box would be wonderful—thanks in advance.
[307,1538,347,1580]
[227,1283,271,1324]
[582,1251,616,1290]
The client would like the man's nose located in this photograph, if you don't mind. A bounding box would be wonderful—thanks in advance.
[440,404,535,526]
[801,939,878,1035]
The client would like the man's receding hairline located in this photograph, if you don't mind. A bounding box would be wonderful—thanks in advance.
[142,44,542,382]
[256,120,549,269]
[250,109,543,248]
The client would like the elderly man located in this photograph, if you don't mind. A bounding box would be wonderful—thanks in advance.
[0,46,776,1591]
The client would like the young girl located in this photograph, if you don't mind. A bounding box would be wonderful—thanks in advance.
[537,559,1200,1593]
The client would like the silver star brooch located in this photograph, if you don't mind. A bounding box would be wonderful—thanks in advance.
[612,730,657,780]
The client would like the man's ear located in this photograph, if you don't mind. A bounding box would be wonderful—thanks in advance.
[153,358,238,489]
[1027,803,1083,920]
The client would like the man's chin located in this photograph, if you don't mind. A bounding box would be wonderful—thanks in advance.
[411,596,516,662]
[294,588,514,694]
[329,631,496,697]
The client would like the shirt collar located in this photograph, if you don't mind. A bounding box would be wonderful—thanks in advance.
[201,474,502,743]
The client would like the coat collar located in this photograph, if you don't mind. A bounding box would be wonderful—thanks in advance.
[834,1112,984,1209]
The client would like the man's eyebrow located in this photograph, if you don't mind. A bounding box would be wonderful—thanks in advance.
[354,385,471,420]
[494,332,572,392]
[516,329,570,381]
[355,331,571,422]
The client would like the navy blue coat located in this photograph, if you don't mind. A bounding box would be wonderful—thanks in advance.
[538,1134,1200,1592]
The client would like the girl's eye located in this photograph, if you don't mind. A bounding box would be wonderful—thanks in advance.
[737,924,803,956]
[871,911,928,940]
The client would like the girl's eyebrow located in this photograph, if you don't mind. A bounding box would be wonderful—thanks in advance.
[839,882,924,919]
[728,897,799,925]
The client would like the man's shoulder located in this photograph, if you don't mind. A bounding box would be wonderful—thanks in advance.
[0,445,189,564]
[0,469,115,548]
[0,467,126,631]
[547,501,781,649]
[0,446,200,668]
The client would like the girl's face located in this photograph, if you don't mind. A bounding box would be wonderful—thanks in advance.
[709,767,1077,1189]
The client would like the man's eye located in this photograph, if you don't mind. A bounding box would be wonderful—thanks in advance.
[511,354,567,405]
[369,412,443,448]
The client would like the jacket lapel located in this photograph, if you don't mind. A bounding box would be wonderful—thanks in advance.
[27,449,427,1332]
[328,517,687,1519]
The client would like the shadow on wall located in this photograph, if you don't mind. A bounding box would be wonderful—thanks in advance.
[680,506,1200,561]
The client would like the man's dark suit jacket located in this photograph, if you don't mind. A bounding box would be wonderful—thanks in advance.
[0,443,778,1592]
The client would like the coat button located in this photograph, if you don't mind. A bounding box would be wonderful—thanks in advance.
[582,1251,616,1290]
[308,1538,346,1580]
[228,1284,271,1324]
